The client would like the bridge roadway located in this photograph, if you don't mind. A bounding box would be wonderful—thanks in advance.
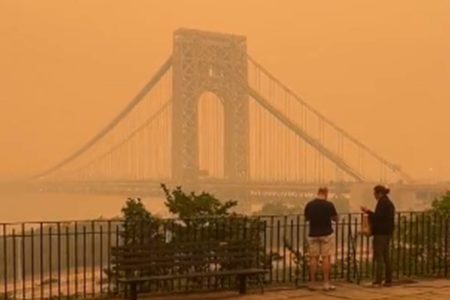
[26,180,348,197]
[23,180,449,203]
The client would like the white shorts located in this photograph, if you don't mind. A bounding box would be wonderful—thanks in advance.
[308,234,334,257]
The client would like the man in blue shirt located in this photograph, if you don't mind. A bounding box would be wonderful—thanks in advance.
[304,187,338,291]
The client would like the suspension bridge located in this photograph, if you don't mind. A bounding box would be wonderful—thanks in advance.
[27,29,443,204]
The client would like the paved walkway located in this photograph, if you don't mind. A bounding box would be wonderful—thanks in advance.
[148,280,450,300]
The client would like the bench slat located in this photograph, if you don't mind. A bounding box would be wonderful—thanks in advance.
[111,232,266,297]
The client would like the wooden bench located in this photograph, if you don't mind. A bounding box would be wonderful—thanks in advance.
[111,239,267,300]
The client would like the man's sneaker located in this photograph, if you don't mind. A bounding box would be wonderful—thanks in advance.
[307,282,318,291]
[323,282,336,291]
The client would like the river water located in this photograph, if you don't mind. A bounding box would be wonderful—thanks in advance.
[0,191,168,223]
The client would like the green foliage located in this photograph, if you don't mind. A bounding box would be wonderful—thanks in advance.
[120,197,162,244]
[110,185,269,293]
[121,197,152,223]
[389,191,450,277]
[431,191,450,215]
[160,184,268,272]
[161,184,237,220]
[109,198,165,293]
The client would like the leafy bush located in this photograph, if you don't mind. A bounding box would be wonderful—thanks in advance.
[432,191,450,215]
[390,190,450,277]
[161,184,237,220]
[120,197,163,244]
[109,185,269,292]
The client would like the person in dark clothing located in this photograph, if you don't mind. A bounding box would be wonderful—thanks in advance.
[304,187,338,291]
[361,185,396,287]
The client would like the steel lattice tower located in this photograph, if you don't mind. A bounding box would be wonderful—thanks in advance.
[171,29,249,182]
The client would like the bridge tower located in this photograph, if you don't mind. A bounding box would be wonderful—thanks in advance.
[171,29,249,183]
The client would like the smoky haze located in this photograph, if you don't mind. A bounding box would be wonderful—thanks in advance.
[0,1,449,221]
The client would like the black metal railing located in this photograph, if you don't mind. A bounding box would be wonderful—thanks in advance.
[0,220,122,300]
[0,212,449,299]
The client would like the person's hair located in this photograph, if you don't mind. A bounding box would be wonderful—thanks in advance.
[317,187,328,195]
[374,185,390,195]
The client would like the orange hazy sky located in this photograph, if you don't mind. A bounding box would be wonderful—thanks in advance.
[0,0,449,181]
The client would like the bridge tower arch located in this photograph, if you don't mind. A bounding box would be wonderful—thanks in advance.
[171,29,249,182]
